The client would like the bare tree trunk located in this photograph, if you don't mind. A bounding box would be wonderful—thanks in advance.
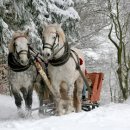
[107,0,130,100]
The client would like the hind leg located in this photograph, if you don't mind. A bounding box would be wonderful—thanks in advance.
[75,76,83,112]
[34,80,51,115]
[34,82,44,114]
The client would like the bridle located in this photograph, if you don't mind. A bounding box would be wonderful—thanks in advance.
[42,32,71,66]
[42,32,60,54]
[8,36,31,72]
[13,36,30,60]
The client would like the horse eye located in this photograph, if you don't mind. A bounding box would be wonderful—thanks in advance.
[52,36,56,39]
[42,37,45,42]
[14,43,17,47]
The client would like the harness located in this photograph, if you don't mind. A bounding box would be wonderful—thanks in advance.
[49,41,70,66]
[42,32,92,94]
[70,50,92,93]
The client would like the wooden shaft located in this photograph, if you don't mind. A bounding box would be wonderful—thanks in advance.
[34,60,56,97]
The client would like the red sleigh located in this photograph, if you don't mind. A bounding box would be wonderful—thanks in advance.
[82,72,104,111]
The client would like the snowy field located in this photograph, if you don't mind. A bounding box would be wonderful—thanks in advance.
[0,94,130,130]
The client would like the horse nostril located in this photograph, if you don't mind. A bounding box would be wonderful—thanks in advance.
[46,53,50,57]
[42,52,51,58]
[21,60,24,63]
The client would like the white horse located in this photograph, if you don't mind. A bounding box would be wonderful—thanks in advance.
[42,23,85,115]
[8,30,47,117]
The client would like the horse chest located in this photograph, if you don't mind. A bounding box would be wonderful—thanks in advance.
[9,68,35,89]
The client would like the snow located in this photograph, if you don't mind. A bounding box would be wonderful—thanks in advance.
[82,48,100,60]
[50,0,74,7]
[1,94,130,130]
[48,3,80,20]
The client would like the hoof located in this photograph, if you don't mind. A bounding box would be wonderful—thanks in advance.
[17,108,32,118]
[17,109,25,118]
[24,109,32,118]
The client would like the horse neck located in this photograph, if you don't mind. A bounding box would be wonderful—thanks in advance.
[53,42,65,59]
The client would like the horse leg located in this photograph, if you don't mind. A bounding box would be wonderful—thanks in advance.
[65,82,75,114]
[12,90,22,109]
[75,76,83,112]
[52,83,63,116]
[60,82,69,114]
[34,80,52,115]
[12,89,25,117]
[20,87,33,117]
[34,81,44,114]
[26,87,33,110]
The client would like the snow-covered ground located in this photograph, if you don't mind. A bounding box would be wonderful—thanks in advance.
[0,94,130,130]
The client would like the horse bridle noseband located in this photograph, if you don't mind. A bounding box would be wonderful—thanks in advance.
[42,32,60,52]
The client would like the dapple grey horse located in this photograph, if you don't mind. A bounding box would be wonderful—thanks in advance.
[8,30,47,117]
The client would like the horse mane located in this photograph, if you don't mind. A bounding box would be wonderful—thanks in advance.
[43,23,66,44]
[8,30,29,53]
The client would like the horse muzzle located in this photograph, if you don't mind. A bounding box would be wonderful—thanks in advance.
[42,51,52,62]
[20,59,29,66]
[19,55,29,66]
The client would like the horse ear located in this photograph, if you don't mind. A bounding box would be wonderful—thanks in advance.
[42,22,48,30]
[24,29,30,37]
[8,39,14,53]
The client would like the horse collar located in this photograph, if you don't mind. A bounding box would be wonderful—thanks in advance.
[49,41,71,66]
[8,53,31,72]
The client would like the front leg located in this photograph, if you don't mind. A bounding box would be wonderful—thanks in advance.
[20,87,33,117]
[12,90,22,109]
[65,82,75,114]
[12,89,25,117]
[52,82,63,116]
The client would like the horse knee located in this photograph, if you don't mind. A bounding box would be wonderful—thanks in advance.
[67,83,74,97]
[20,87,27,99]
[13,92,22,108]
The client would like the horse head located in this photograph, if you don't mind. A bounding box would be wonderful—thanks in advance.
[8,29,30,66]
[42,23,66,62]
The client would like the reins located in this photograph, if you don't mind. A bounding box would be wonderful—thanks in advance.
[70,50,92,94]
[28,46,56,97]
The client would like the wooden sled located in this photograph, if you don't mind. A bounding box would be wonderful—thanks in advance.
[82,72,104,111]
